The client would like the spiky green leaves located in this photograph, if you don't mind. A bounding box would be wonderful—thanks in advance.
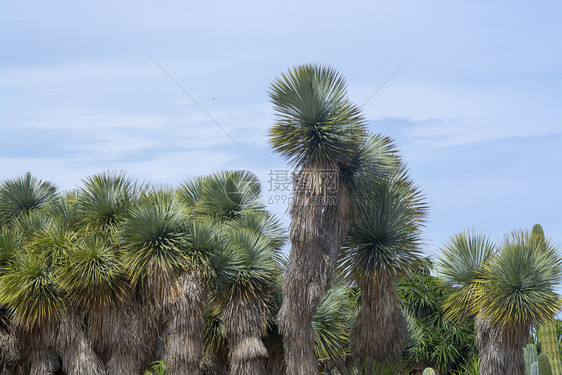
[342,167,426,282]
[0,172,57,226]
[474,231,562,327]
[120,192,190,294]
[77,171,137,231]
[438,230,496,287]
[269,64,367,168]
[439,230,562,328]
[58,236,129,308]
[0,253,64,329]
[180,170,263,221]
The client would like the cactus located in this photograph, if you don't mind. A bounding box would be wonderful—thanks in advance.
[423,368,435,375]
[533,224,562,375]
[525,344,539,374]
[538,352,553,375]
[530,361,539,375]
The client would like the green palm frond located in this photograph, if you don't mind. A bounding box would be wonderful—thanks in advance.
[438,230,496,287]
[203,304,228,354]
[269,64,367,168]
[342,167,426,281]
[77,171,137,231]
[231,209,287,251]
[198,170,263,220]
[0,172,58,226]
[57,235,129,309]
[0,252,64,329]
[340,133,400,195]
[0,227,24,271]
[25,223,77,268]
[312,283,355,361]
[185,218,221,276]
[218,228,277,303]
[120,190,190,291]
[11,209,55,240]
[177,175,207,210]
[473,230,562,327]
[44,192,81,230]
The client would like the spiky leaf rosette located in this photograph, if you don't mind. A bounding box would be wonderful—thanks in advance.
[473,230,562,328]
[57,235,129,309]
[216,227,277,304]
[341,165,426,282]
[120,190,190,304]
[269,64,367,169]
[0,172,57,226]
[312,283,355,362]
[232,210,287,251]
[201,170,263,220]
[77,171,137,231]
[437,230,496,321]
[0,252,64,330]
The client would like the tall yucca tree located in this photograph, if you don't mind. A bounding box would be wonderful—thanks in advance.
[341,165,426,368]
[439,230,562,375]
[212,228,277,375]
[0,226,67,374]
[120,189,197,374]
[0,172,58,226]
[269,64,396,374]
[74,171,145,374]
[182,170,286,375]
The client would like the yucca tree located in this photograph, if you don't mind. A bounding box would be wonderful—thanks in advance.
[210,228,277,375]
[0,172,58,226]
[119,189,197,374]
[341,165,426,369]
[71,171,146,374]
[269,64,397,374]
[439,230,562,375]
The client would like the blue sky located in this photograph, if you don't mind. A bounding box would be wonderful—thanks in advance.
[1,1,561,260]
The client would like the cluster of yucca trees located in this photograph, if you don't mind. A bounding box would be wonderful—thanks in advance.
[437,227,562,375]
[1,63,559,375]
[0,170,290,375]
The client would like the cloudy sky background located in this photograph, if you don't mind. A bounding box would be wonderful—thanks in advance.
[1,1,561,260]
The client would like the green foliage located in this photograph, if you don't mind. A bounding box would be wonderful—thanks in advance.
[341,165,426,282]
[0,251,64,329]
[269,64,366,169]
[312,283,355,362]
[119,190,190,289]
[398,259,476,373]
[474,231,562,327]
[538,352,552,375]
[524,343,538,374]
[353,361,405,374]
[144,360,167,375]
[0,172,57,226]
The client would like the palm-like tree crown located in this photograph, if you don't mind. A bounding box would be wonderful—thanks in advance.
[437,230,496,321]
[120,190,190,302]
[473,230,562,327]
[0,172,57,225]
[341,165,426,281]
[269,64,367,168]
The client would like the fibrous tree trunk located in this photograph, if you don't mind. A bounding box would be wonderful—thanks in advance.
[476,317,527,375]
[56,312,105,375]
[351,274,407,367]
[224,298,268,375]
[277,168,351,375]
[88,299,155,375]
[164,272,208,375]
